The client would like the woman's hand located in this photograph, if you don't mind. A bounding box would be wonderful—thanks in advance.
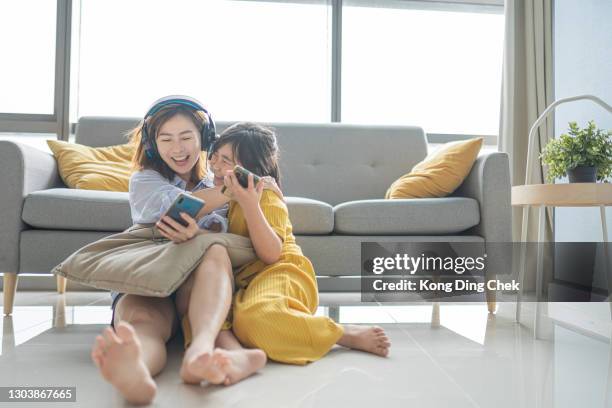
[156,213,200,244]
[262,176,284,201]
[223,170,264,210]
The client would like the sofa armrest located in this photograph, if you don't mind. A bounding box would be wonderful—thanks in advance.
[453,152,512,286]
[453,152,511,243]
[0,141,63,272]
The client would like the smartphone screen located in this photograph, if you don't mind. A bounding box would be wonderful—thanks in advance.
[163,193,205,227]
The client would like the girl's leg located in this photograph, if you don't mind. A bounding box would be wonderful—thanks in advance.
[91,295,178,405]
[336,325,391,357]
[174,244,234,384]
[232,266,391,365]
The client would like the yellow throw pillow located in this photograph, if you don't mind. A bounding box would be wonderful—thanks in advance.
[47,140,136,192]
[385,137,483,199]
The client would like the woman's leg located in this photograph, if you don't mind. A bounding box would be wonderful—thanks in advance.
[91,295,178,405]
[174,244,234,384]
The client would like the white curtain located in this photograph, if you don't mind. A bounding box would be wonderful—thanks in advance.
[498,0,554,243]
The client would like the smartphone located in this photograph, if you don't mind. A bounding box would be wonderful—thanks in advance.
[221,165,262,196]
[162,192,205,227]
[234,165,262,188]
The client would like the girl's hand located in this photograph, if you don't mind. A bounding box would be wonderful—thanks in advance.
[223,170,264,210]
[262,176,284,201]
[156,213,200,244]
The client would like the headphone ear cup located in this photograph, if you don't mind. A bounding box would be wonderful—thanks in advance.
[201,114,217,153]
[207,140,216,160]
[144,142,156,161]
[142,125,156,160]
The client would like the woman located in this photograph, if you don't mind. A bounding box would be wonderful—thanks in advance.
[90,97,269,405]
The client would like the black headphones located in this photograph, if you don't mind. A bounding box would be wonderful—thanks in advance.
[141,95,217,161]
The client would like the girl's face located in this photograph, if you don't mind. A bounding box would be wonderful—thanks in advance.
[155,114,201,181]
[209,143,239,186]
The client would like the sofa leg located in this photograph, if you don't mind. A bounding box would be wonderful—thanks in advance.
[56,275,67,294]
[3,273,19,316]
[486,288,496,314]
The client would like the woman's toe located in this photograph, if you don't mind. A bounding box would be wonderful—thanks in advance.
[115,322,137,344]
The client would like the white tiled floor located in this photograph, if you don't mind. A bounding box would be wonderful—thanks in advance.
[1,291,610,407]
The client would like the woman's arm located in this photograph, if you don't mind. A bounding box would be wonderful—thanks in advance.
[130,170,229,223]
[224,172,282,264]
[262,176,285,202]
[191,186,230,218]
[129,170,184,224]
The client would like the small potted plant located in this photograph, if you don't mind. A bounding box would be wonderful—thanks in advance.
[540,120,612,183]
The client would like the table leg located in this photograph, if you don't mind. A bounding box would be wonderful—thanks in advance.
[328,305,340,323]
[600,206,612,319]
[516,205,530,322]
[534,205,546,338]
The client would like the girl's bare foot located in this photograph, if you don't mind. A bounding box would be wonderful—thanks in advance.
[211,348,267,385]
[180,339,225,385]
[91,322,157,406]
[337,325,391,357]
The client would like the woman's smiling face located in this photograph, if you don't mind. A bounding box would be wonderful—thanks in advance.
[209,143,238,186]
[155,114,201,181]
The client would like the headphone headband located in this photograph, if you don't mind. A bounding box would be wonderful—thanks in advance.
[141,95,218,161]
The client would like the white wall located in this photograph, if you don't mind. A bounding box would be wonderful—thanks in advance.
[554,0,612,244]
[551,0,612,336]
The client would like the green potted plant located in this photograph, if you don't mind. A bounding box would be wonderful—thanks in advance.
[540,120,612,183]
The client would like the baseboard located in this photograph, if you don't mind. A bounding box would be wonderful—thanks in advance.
[0,274,105,291]
[1,274,361,292]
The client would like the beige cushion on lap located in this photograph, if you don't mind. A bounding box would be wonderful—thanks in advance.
[52,224,256,297]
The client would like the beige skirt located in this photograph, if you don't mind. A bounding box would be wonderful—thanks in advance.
[52,224,256,297]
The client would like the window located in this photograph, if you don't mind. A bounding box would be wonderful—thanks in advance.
[76,0,332,122]
[341,0,504,136]
[1,0,505,141]
[0,1,57,114]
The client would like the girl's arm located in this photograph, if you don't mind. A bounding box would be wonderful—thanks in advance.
[224,172,282,264]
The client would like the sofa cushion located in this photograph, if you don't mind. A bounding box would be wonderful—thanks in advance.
[46,140,136,192]
[386,138,483,199]
[285,197,334,235]
[76,118,428,205]
[22,189,133,231]
[23,189,334,235]
[333,198,480,235]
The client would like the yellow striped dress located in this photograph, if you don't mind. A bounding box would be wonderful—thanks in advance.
[228,190,344,365]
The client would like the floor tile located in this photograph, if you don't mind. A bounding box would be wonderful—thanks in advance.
[0,291,610,407]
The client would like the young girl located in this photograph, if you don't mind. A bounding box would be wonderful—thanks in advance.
[90,97,270,405]
[195,122,391,366]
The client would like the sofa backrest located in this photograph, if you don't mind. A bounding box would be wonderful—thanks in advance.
[76,117,428,205]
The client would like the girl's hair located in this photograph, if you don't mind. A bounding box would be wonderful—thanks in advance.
[212,122,281,187]
[127,104,208,184]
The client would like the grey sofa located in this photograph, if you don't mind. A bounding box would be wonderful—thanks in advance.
[1,118,511,315]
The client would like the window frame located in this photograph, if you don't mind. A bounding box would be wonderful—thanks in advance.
[0,0,503,145]
[0,0,72,138]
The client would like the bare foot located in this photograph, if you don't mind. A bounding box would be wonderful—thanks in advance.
[211,348,267,385]
[337,325,391,357]
[180,340,225,385]
[91,322,157,406]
